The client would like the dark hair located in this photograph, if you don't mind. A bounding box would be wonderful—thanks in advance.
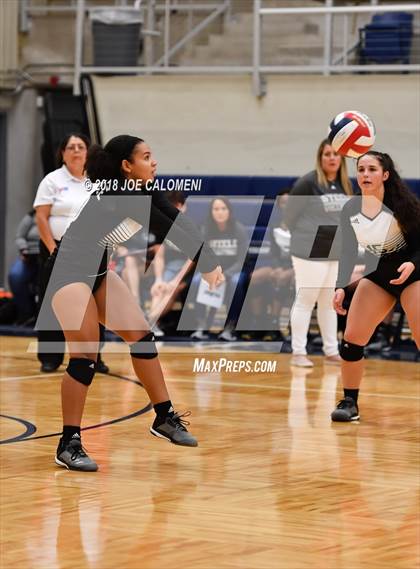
[206,197,236,235]
[56,132,90,166]
[86,134,143,183]
[357,151,420,235]
[167,191,186,207]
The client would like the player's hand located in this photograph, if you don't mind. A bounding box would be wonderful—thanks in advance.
[151,280,167,296]
[389,262,415,285]
[333,288,347,315]
[166,280,178,292]
[202,265,225,291]
[117,246,128,256]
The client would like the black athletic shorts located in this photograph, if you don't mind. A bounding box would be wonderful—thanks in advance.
[42,245,109,298]
[364,258,419,299]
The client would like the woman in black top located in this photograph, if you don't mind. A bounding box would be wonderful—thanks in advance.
[190,197,248,341]
[41,135,224,471]
[284,139,353,367]
[331,151,420,422]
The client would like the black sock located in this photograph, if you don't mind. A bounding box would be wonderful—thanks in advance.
[344,389,359,404]
[153,400,175,425]
[62,425,81,445]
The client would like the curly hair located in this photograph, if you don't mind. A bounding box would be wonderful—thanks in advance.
[357,151,420,236]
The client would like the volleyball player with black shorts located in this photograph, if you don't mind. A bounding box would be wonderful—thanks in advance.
[41,135,224,471]
[331,151,420,421]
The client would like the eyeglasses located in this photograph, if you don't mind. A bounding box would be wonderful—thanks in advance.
[65,144,87,151]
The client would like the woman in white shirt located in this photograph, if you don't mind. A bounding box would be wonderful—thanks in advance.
[34,133,108,373]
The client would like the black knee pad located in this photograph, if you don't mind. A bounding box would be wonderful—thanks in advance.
[66,358,96,386]
[130,332,158,359]
[339,339,365,362]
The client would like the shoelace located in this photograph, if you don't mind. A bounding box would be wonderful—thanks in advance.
[336,398,354,409]
[69,439,89,461]
[168,411,192,431]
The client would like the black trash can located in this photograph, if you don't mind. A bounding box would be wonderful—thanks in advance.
[91,9,142,67]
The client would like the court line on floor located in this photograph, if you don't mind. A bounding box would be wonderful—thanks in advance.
[0,370,123,382]
[0,372,152,445]
[0,414,37,444]
[0,402,153,445]
[163,376,420,401]
[0,373,63,382]
[1,372,418,401]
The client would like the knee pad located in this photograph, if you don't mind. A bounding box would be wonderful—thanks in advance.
[339,339,365,362]
[66,358,96,386]
[130,332,158,359]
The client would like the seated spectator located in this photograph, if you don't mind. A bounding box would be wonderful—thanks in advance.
[336,263,365,335]
[241,192,294,340]
[149,193,194,334]
[190,197,249,341]
[111,230,162,332]
[8,210,40,325]
[367,307,395,353]
[112,230,153,302]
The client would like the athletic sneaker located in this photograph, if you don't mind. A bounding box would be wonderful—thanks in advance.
[290,355,314,368]
[152,325,164,338]
[324,354,341,365]
[150,411,198,447]
[331,397,360,422]
[55,434,98,471]
[218,329,237,342]
[190,330,210,340]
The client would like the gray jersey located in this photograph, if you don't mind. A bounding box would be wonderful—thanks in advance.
[284,170,350,261]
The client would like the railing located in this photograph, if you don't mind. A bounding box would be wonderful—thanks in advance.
[20,0,233,94]
[253,2,420,96]
[153,1,231,68]
[9,1,420,97]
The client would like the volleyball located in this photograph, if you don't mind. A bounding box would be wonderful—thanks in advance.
[328,110,376,158]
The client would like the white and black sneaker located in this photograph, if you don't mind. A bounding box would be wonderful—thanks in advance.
[150,411,198,447]
[331,397,360,422]
[190,330,210,340]
[55,434,98,472]
[218,329,237,342]
[152,325,164,338]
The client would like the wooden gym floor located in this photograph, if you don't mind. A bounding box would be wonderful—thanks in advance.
[0,336,419,569]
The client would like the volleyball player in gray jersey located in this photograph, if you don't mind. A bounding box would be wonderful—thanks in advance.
[44,135,224,471]
[332,151,420,422]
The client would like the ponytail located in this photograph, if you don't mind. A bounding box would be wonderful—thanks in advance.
[86,134,144,184]
[86,144,121,182]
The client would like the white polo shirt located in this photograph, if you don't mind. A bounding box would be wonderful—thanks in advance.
[33,165,91,240]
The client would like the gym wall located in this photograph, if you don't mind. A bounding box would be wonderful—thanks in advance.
[92,74,420,179]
